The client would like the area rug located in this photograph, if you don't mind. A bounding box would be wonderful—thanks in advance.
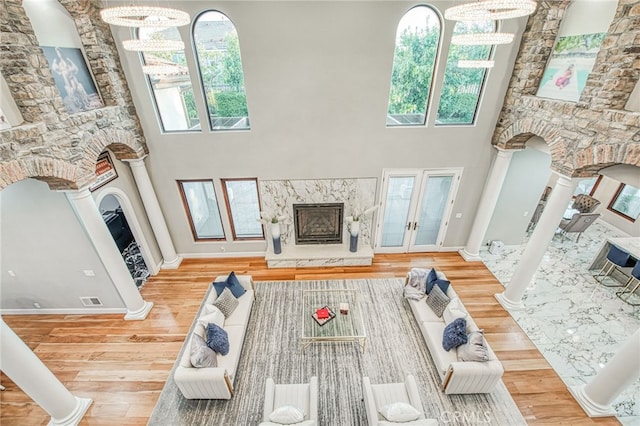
[149,278,526,425]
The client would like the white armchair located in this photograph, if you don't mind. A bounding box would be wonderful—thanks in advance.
[362,374,438,426]
[260,376,318,426]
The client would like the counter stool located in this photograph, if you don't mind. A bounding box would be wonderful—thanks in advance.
[616,260,640,306]
[594,245,633,287]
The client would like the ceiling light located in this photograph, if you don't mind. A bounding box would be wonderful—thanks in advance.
[101,6,190,28]
[451,32,514,45]
[445,0,537,21]
[142,64,186,76]
[458,60,495,68]
[123,39,185,52]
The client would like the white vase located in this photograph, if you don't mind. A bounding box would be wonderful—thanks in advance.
[350,220,360,237]
[271,222,281,239]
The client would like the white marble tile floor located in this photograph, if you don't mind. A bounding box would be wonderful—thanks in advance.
[479,220,640,424]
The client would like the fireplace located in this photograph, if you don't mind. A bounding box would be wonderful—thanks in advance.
[293,203,344,245]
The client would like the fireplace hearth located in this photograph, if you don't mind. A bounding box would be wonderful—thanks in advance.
[293,203,344,245]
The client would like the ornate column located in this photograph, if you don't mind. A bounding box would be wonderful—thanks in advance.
[496,172,578,310]
[569,329,640,417]
[125,156,182,269]
[460,147,518,261]
[0,318,92,425]
[65,187,153,320]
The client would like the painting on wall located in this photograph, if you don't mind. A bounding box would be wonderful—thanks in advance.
[41,46,103,114]
[0,108,11,130]
[535,33,606,102]
[90,151,118,191]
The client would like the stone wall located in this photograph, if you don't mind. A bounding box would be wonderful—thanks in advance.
[493,0,640,177]
[0,0,146,191]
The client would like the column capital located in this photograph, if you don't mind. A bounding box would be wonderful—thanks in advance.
[551,171,574,186]
[494,146,523,156]
[59,186,93,200]
[122,155,148,167]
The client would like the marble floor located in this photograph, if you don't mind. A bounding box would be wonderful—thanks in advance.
[479,220,640,425]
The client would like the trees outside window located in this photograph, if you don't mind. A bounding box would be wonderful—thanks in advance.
[222,178,263,240]
[178,180,225,240]
[609,183,640,221]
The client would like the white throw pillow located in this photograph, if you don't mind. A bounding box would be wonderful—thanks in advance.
[268,405,305,425]
[197,309,225,329]
[443,298,468,325]
[379,402,421,423]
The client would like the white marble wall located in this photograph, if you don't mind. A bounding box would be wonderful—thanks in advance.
[259,178,378,246]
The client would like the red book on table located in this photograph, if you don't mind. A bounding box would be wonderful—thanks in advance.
[316,307,330,319]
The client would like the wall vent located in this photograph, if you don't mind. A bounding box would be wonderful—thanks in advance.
[80,297,103,307]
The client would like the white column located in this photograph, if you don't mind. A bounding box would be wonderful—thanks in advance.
[569,329,640,417]
[460,147,517,261]
[0,318,92,425]
[65,188,153,320]
[125,156,182,269]
[496,172,578,310]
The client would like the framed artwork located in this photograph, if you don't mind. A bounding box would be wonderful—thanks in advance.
[41,46,103,114]
[90,151,118,191]
[0,107,11,130]
[536,33,606,102]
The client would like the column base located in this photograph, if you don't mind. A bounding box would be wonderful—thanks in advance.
[459,248,482,262]
[124,301,154,321]
[48,397,92,426]
[495,292,525,311]
[161,255,183,270]
[568,385,617,417]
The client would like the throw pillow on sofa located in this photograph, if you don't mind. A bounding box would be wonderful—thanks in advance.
[442,317,468,351]
[206,322,230,355]
[213,287,239,318]
[190,333,217,368]
[268,405,305,424]
[457,330,489,362]
[197,308,225,330]
[442,298,468,325]
[379,402,421,422]
[213,271,246,298]
[425,285,450,317]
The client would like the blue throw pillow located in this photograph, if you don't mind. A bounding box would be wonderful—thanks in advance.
[213,271,246,298]
[426,268,438,293]
[442,317,468,351]
[206,323,229,355]
[427,278,450,295]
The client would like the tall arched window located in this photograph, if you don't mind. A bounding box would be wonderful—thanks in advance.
[138,27,199,132]
[387,6,441,127]
[436,21,494,125]
[193,11,250,131]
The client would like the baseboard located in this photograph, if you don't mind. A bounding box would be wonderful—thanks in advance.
[440,246,465,252]
[0,308,127,315]
[179,251,265,259]
[595,218,631,237]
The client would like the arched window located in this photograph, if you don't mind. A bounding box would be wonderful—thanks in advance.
[436,20,494,125]
[193,11,250,131]
[138,27,199,132]
[387,6,441,127]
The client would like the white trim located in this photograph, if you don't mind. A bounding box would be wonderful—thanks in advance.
[94,187,160,276]
[459,248,482,261]
[124,301,154,320]
[568,385,617,417]
[48,397,92,426]
[0,308,127,315]
[495,292,525,311]
[179,251,265,259]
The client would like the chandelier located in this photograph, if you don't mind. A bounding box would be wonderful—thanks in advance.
[123,39,185,52]
[458,60,495,68]
[142,64,186,76]
[445,0,537,22]
[101,6,190,28]
[451,32,514,45]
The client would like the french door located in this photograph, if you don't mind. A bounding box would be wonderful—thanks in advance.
[375,169,462,253]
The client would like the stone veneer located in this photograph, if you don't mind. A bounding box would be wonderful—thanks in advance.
[493,0,640,177]
[0,0,146,191]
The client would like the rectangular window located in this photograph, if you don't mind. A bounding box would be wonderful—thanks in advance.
[222,178,264,240]
[573,176,600,196]
[178,180,225,240]
[608,183,640,222]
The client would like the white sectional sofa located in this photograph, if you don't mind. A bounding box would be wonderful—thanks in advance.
[404,271,504,395]
[174,274,255,399]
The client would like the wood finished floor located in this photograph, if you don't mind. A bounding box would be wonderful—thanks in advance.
[0,253,620,425]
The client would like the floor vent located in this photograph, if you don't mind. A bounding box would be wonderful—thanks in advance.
[80,297,103,307]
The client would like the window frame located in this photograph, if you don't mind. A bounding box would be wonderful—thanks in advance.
[607,183,640,222]
[177,179,226,241]
[221,178,265,241]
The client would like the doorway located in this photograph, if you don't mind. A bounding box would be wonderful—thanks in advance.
[99,194,150,288]
[375,169,462,252]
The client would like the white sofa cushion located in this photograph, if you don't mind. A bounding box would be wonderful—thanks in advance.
[379,402,421,422]
[216,324,245,382]
[268,405,305,424]
[442,298,468,324]
[421,321,458,378]
[225,289,254,326]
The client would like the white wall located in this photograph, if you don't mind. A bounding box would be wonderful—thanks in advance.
[593,165,640,237]
[560,0,618,36]
[22,0,84,48]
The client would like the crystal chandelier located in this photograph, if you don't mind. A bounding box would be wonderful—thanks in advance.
[458,59,495,68]
[451,32,514,45]
[142,64,185,76]
[101,6,190,28]
[122,39,185,52]
[445,0,537,22]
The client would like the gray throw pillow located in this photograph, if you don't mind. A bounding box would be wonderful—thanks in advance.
[457,330,489,362]
[426,285,450,317]
[213,287,239,318]
[190,333,217,368]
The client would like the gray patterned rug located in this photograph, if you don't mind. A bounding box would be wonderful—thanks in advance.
[149,279,526,425]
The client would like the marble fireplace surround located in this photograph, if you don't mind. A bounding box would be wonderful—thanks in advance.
[259,178,377,268]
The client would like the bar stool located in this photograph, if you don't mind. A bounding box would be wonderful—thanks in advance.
[616,260,640,306]
[594,245,633,287]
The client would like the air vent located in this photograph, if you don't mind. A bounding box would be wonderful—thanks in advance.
[80,297,103,307]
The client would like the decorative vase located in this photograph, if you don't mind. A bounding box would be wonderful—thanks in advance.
[349,220,359,253]
[271,222,282,255]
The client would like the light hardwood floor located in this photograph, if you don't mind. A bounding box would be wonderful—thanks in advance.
[0,253,619,425]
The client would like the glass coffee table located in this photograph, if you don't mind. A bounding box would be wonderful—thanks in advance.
[301,288,366,352]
